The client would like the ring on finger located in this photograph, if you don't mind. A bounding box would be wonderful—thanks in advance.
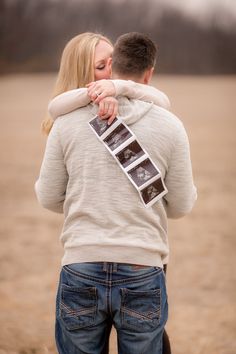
[95,91,100,97]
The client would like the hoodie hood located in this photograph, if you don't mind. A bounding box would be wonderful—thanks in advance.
[90,97,154,126]
[117,97,154,125]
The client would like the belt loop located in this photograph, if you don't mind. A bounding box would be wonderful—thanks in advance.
[113,263,118,272]
[103,262,108,272]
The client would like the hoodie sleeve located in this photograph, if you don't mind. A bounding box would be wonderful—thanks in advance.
[48,88,90,120]
[113,80,171,110]
[163,121,197,218]
[35,121,68,213]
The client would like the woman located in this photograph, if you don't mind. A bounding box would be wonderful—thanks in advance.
[42,32,114,134]
[42,32,170,135]
[40,32,171,353]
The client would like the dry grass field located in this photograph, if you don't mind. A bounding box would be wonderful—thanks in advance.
[0,74,235,354]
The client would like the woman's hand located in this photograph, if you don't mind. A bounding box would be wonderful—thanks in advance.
[98,96,118,125]
[87,80,116,104]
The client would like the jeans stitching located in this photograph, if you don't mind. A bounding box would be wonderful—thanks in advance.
[121,307,161,321]
[60,301,97,316]
[63,265,162,285]
[108,264,112,315]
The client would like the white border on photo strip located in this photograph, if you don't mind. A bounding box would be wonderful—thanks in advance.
[88,115,168,207]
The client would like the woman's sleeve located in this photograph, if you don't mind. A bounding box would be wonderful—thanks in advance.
[48,88,91,120]
[113,80,171,110]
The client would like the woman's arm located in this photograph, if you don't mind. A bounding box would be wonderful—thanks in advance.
[48,87,118,124]
[48,88,90,120]
[48,79,170,122]
[114,80,170,110]
[87,79,171,110]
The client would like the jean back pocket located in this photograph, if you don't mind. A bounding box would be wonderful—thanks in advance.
[59,284,97,331]
[121,288,161,332]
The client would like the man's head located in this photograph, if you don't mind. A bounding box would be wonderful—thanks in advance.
[112,32,157,84]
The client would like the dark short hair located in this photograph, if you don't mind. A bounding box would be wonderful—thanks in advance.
[112,32,157,77]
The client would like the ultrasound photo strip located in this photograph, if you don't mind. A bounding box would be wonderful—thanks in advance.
[88,116,168,207]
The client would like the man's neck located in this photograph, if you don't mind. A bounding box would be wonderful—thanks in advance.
[112,67,154,85]
[112,73,145,84]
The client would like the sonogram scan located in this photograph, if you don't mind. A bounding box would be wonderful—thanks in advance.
[141,178,166,204]
[115,140,145,168]
[127,158,159,187]
[103,124,132,151]
[89,116,118,136]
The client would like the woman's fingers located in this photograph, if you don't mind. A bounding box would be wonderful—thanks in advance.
[107,104,118,125]
[98,100,105,116]
[98,97,118,125]
[87,80,116,102]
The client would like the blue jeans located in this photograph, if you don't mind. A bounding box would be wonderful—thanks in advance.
[55,262,168,354]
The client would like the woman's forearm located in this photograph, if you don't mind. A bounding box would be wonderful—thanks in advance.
[48,80,171,120]
[48,88,90,120]
[113,80,171,110]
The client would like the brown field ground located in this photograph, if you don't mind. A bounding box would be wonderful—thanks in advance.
[0,74,235,354]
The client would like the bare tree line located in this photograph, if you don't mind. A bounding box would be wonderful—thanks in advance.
[0,0,236,74]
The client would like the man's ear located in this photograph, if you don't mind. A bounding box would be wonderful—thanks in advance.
[108,57,112,77]
[143,67,154,84]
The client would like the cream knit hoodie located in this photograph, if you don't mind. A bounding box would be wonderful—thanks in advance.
[35,98,197,267]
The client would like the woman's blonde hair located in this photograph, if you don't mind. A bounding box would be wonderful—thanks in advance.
[42,32,113,135]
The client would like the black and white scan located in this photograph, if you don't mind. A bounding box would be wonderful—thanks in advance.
[127,158,159,187]
[89,116,118,137]
[141,178,166,205]
[103,124,132,151]
[115,140,145,168]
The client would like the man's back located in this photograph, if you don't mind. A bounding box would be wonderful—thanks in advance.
[36,97,196,267]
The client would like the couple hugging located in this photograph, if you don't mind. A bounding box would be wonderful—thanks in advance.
[36,31,197,354]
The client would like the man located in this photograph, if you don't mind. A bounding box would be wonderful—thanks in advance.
[35,32,197,354]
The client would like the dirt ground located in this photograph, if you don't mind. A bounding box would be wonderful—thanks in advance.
[0,74,235,354]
